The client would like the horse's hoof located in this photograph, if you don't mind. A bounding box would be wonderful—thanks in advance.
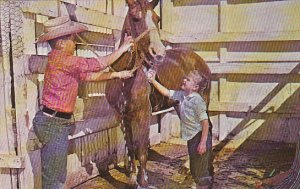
[137,185,149,189]
[138,181,148,189]
[129,174,138,186]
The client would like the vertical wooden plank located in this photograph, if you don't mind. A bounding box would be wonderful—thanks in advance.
[112,127,118,157]
[218,78,227,102]
[219,0,228,32]
[97,132,103,162]
[218,47,227,141]
[82,136,89,166]
[218,114,227,141]
[92,133,97,162]
[219,47,227,64]
[9,1,41,188]
[35,15,49,56]
[103,130,108,161]
[161,0,173,34]
[23,13,36,55]
[94,132,100,162]
[0,0,17,188]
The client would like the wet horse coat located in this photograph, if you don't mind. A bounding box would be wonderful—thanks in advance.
[105,0,211,187]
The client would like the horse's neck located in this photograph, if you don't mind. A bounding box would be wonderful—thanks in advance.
[112,51,135,71]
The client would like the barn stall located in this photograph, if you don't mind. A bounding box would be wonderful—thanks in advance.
[0,0,299,188]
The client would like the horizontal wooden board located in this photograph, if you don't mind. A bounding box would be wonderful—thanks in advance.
[21,1,124,30]
[27,55,300,75]
[209,101,300,115]
[0,154,24,169]
[210,62,300,74]
[227,52,300,62]
[161,30,300,43]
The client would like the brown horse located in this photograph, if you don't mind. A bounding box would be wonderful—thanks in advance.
[105,0,211,188]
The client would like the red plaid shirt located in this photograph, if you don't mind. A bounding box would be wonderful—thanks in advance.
[42,50,106,113]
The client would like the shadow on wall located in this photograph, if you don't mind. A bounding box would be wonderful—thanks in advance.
[65,94,124,188]
[211,63,300,181]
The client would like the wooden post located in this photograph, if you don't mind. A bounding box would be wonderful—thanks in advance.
[218,47,228,141]
[0,0,19,188]
[57,0,61,17]
[161,0,173,34]
[10,1,41,189]
[219,0,228,32]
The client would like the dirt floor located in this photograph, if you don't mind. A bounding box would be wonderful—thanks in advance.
[73,139,296,189]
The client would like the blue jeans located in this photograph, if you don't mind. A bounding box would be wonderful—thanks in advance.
[33,111,74,189]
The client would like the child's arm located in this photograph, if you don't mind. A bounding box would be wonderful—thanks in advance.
[197,119,209,155]
[147,70,171,97]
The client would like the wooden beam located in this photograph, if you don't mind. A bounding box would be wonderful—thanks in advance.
[227,52,300,62]
[0,154,25,169]
[27,55,300,75]
[209,101,254,112]
[21,1,124,30]
[195,51,219,62]
[11,3,42,188]
[209,62,300,75]
[161,30,300,43]
[209,101,300,115]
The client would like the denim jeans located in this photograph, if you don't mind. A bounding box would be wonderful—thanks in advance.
[187,130,213,187]
[33,111,74,189]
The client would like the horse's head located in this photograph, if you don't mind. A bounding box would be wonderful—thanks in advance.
[122,0,166,64]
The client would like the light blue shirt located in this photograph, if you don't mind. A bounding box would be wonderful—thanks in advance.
[170,90,208,141]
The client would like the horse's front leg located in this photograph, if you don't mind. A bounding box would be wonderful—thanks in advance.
[137,145,149,188]
[134,110,151,188]
[124,121,138,187]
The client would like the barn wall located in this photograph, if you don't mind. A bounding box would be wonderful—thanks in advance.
[161,0,300,146]
[0,0,19,188]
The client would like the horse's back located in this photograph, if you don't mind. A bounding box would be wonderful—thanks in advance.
[157,48,211,89]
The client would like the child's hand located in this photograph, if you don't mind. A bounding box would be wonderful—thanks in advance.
[146,69,156,83]
[197,142,206,155]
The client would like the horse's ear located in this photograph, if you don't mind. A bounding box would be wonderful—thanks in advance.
[149,0,159,9]
[126,0,136,6]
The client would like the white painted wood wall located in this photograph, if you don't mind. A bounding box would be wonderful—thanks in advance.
[1,0,300,189]
[161,0,300,146]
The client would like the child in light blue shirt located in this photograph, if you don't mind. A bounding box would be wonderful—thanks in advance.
[147,70,213,189]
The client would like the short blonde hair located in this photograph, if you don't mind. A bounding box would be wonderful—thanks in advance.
[188,70,208,93]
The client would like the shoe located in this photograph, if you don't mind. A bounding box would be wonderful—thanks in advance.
[189,182,197,189]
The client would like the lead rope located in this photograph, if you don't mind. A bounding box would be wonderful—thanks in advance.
[119,49,134,171]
